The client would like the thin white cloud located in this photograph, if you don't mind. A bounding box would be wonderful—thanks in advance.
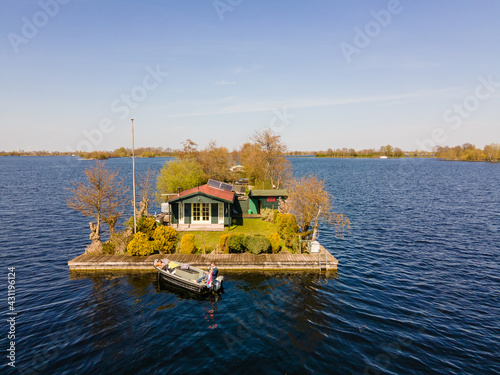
[232,64,262,74]
[215,80,236,86]
[167,89,453,118]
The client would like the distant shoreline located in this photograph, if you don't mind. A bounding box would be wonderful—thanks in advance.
[2,141,499,163]
[1,153,499,163]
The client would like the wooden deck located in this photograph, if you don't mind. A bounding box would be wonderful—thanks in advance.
[68,245,338,271]
[173,223,225,232]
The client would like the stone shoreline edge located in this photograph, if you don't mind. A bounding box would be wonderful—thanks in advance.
[68,245,338,271]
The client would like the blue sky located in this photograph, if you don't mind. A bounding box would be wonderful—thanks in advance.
[1,0,499,152]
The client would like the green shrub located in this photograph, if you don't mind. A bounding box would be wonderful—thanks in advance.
[268,232,280,254]
[180,233,196,254]
[260,208,274,222]
[102,241,116,255]
[276,213,299,248]
[137,217,157,239]
[275,212,282,226]
[218,233,231,254]
[227,233,248,253]
[246,236,271,255]
[273,209,279,223]
[127,232,155,256]
[153,226,177,254]
[126,216,157,239]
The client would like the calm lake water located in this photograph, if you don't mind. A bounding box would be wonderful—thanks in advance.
[0,156,499,374]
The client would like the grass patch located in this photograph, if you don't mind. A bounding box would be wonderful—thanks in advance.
[177,219,279,253]
[227,218,278,236]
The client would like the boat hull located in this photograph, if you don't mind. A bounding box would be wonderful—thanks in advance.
[155,265,210,294]
[154,262,224,294]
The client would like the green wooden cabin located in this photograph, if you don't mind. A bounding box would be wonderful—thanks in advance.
[248,189,288,214]
[168,184,235,231]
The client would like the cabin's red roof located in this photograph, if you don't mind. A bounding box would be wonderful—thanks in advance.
[168,184,235,203]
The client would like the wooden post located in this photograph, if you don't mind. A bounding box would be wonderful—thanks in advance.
[318,247,321,270]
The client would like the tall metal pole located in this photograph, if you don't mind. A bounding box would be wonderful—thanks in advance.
[131,118,137,234]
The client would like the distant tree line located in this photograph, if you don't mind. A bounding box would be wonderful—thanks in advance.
[0,150,74,156]
[4,142,499,162]
[433,143,500,162]
[315,145,426,158]
[75,147,177,159]
[314,143,500,162]
[0,147,177,158]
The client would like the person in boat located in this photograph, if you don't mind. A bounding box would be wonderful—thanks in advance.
[197,262,218,284]
[154,259,170,271]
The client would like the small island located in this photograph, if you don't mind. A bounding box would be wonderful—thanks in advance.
[67,130,349,272]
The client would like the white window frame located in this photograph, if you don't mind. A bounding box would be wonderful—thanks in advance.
[179,203,184,224]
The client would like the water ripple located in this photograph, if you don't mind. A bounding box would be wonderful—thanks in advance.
[1,157,499,374]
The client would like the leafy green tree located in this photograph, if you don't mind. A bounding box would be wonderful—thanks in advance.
[156,158,206,195]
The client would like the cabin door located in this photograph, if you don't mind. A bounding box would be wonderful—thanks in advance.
[192,203,210,223]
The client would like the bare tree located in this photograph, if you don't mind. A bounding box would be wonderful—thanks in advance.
[287,175,350,241]
[239,142,266,186]
[196,140,233,182]
[66,161,129,241]
[179,139,198,159]
[241,129,292,189]
[136,167,157,218]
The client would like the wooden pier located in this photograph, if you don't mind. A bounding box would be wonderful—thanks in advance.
[68,246,338,271]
